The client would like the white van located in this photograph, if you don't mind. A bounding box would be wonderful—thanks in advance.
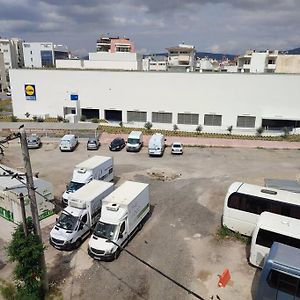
[126,131,143,152]
[148,133,165,156]
[249,212,300,268]
[59,134,78,152]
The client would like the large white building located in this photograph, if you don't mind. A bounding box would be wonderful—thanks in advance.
[9,69,300,133]
[22,42,69,68]
[0,51,8,97]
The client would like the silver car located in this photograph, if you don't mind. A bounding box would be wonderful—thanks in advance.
[171,142,183,155]
[27,135,42,149]
[87,137,100,150]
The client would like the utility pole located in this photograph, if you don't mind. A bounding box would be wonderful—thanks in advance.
[19,127,49,294]
[19,193,28,237]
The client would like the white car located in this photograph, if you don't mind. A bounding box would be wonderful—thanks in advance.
[171,142,183,155]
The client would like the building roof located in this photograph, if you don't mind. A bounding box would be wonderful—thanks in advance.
[166,46,195,52]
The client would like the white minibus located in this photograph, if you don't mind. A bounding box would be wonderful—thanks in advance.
[222,182,300,236]
[250,212,300,268]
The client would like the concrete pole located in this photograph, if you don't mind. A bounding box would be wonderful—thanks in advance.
[19,193,28,237]
[19,127,49,294]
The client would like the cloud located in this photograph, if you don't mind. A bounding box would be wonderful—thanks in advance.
[0,0,299,56]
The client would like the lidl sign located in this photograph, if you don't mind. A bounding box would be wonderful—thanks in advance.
[25,84,36,100]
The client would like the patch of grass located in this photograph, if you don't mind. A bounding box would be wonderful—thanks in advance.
[216,225,250,244]
[0,279,17,299]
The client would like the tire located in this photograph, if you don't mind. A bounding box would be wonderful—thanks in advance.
[75,238,82,249]
[114,247,121,260]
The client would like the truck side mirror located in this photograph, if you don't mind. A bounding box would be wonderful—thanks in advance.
[118,233,123,239]
[78,224,83,231]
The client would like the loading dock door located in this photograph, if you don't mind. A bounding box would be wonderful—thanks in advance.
[105,110,122,122]
[262,119,300,130]
[81,109,100,119]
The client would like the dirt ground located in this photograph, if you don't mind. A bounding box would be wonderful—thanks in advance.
[1,140,300,300]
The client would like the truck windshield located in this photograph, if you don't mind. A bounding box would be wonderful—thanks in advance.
[57,213,78,231]
[128,138,139,144]
[94,222,117,240]
[68,181,85,192]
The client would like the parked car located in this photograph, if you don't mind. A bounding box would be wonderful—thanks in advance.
[109,138,126,151]
[87,137,100,150]
[171,142,183,155]
[27,135,42,149]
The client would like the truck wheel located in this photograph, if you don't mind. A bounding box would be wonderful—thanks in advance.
[75,238,82,249]
[114,248,121,260]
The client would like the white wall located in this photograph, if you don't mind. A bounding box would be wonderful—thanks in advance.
[9,69,300,132]
[250,53,267,73]
[56,59,83,69]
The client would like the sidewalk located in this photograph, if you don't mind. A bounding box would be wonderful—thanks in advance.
[100,132,300,150]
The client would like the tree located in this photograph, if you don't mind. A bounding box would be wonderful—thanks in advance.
[119,121,123,128]
[227,125,233,135]
[144,121,153,131]
[256,126,264,136]
[6,219,45,299]
[196,125,202,134]
[173,124,179,132]
[282,126,290,138]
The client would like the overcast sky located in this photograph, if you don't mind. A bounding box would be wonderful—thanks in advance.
[0,0,299,56]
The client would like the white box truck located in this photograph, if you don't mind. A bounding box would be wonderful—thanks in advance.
[126,131,143,152]
[50,180,114,250]
[148,133,166,156]
[63,156,113,205]
[88,181,150,260]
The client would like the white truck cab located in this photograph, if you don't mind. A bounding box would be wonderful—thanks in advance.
[126,131,143,152]
[148,133,165,156]
[88,181,149,260]
[50,180,114,250]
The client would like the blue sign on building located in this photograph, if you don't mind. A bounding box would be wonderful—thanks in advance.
[70,94,78,101]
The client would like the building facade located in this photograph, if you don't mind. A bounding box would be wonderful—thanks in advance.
[9,69,300,133]
[167,44,196,72]
[0,51,8,97]
[23,42,69,68]
[96,36,135,53]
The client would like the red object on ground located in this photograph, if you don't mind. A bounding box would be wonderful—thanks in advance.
[218,268,231,288]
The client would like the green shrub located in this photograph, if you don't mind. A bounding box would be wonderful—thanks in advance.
[256,126,264,136]
[80,115,87,122]
[11,115,18,122]
[92,118,99,123]
[282,127,290,138]
[57,115,64,122]
[32,115,38,122]
[144,121,153,130]
[173,124,179,131]
[119,121,123,127]
[227,125,233,135]
[37,116,44,122]
[196,124,202,134]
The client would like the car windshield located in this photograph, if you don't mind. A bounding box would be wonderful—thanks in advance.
[67,181,85,192]
[128,138,139,144]
[57,213,78,231]
[173,144,182,148]
[88,140,96,144]
[94,221,118,240]
[112,139,122,146]
[28,137,38,143]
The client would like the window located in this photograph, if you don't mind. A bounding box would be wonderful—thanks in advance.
[127,111,147,122]
[41,50,53,67]
[227,192,300,219]
[30,51,32,55]
[178,113,199,125]
[0,83,2,92]
[256,229,300,249]
[204,114,222,126]
[120,222,125,234]
[267,270,300,297]
[152,112,172,123]
[237,116,256,128]
[81,214,87,224]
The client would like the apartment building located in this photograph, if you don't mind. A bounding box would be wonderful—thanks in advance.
[166,44,196,72]
[23,42,69,68]
[96,36,135,53]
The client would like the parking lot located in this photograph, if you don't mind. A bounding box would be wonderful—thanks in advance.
[1,139,300,300]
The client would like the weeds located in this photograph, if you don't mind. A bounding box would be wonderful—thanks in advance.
[216,225,250,244]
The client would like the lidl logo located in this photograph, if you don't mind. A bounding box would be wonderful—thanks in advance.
[25,84,36,100]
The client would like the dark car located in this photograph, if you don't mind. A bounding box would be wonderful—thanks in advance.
[87,137,100,150]
[109,138,126,151]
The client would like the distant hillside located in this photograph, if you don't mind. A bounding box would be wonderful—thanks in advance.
[287,47,300,54]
